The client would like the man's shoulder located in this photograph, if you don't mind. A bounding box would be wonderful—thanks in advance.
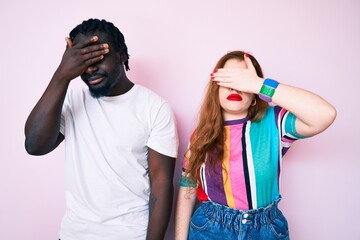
[134,84,166,103]
[135,84,160,96]
[64,83,89,102]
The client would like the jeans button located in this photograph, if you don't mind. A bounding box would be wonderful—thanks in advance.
[243,213,249,218]
[242,219,247,224]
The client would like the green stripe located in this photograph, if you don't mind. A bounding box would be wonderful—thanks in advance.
[260,85,275,97]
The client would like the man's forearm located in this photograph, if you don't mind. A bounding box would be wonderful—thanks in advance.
[146,180,173,240]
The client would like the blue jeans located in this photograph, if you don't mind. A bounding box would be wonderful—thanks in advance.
[188,198,289,240]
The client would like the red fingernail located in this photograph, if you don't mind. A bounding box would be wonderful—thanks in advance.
[211,76,215,80]
[244,53,248,58]
[210,73,214,77]
[214,69,218,73]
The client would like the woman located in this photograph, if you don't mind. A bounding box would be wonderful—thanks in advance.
[175,51,336,239]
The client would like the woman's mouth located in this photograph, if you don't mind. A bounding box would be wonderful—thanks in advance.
[227,94,242,101]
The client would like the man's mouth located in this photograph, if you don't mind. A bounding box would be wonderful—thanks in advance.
[88,76,105,85]
[227,94,242,101]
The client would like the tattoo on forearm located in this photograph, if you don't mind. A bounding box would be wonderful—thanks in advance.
[149,194,157,218]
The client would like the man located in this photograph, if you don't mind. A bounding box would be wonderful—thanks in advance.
[25,18,178,240]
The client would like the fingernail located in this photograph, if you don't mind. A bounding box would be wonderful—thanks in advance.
[244,53,248,58]
[210,73,214,77]
[214,69,218,73]
[211,76,215,80]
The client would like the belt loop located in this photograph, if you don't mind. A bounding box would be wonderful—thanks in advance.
[253,213,259,228]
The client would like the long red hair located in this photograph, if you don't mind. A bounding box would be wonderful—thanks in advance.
[185,51,268,183]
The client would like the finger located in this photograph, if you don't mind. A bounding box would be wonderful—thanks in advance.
[81,43,109,55]
[244,54,256,72]
[211,74,230,81]
[211,68,235,77]
[215,68,238,73]
[82,48,109,61]
[84,55,105,66]
[214,69,238,79]
[211,76,232,83]
[75,36,99,48]
[215,81,231,89]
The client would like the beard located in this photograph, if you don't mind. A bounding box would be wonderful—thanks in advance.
[83,73,113,98]
[88,81,112,98]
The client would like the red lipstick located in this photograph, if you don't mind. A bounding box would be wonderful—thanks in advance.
[227,94,242,101]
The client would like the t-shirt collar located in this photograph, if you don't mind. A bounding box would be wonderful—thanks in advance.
[223,116,249,126]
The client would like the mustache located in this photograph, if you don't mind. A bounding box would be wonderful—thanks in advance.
[83,72,107,82]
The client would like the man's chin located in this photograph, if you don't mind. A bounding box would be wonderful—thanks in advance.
[89,87,109,98]
[89,91,104,98]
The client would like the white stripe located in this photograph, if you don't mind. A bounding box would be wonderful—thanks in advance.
[281,111,288,139]
[282,141,292,148]
[245,123,257,208]
[281,111,301,140]
[278,110,286,187]
[285,132,300,140]
[200,162,211,201]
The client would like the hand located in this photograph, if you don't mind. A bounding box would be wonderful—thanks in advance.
[55,36,109,81]
[211,54,262,93]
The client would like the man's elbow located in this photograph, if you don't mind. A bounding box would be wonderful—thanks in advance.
[24,138,53,156]
[25,140,44,156]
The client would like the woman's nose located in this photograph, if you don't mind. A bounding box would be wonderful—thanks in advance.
[229,88,240,93]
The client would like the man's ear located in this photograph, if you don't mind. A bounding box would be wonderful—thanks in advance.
[119,52,126,64]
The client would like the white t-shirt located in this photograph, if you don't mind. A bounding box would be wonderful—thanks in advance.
[59,84,178,240]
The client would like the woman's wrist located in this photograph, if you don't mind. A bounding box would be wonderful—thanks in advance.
[246,76,264,94]
[258,78,279,102]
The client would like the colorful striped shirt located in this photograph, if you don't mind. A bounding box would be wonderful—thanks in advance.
[180,106,306,210]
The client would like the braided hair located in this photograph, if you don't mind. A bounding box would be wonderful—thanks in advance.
[69,18,130,71]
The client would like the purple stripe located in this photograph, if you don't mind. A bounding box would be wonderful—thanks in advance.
[224,117,249,126]
[274,106,282,128]
[205,160,227,205]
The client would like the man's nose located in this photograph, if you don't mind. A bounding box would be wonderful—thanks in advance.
[85,66,97,74]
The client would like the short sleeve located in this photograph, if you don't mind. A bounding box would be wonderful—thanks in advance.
[276,106,307,140]
[274,106,308,156]
[147,102,179,158]
[59,85,77,136]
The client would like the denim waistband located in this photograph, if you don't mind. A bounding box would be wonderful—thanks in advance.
[199,197,282,229]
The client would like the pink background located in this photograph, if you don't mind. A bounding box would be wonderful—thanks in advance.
[1,0,359,239]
